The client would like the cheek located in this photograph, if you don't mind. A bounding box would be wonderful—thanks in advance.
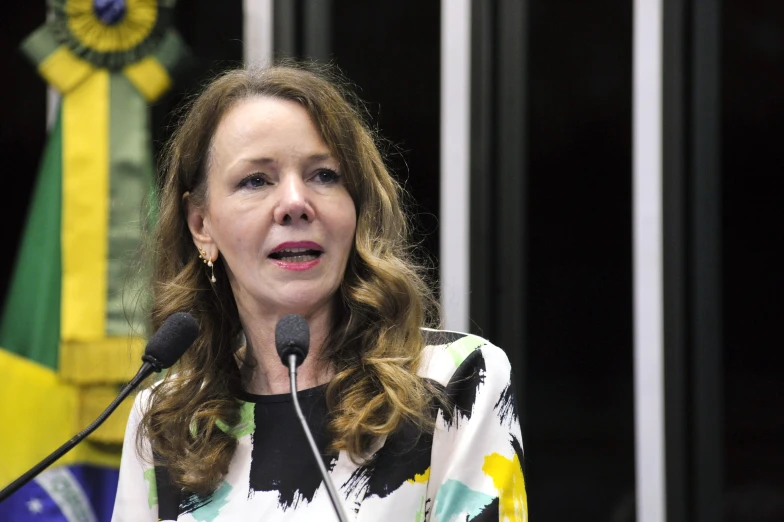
[336,202,358,250]
[210,209,264,254]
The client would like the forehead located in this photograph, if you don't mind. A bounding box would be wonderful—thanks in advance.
[210,96,330,160]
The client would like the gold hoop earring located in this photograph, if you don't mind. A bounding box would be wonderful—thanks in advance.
[198,246,217,283]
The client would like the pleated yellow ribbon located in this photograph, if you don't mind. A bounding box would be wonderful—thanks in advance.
[61,70,110,342]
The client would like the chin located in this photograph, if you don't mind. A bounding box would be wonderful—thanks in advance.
[270,292,335,317]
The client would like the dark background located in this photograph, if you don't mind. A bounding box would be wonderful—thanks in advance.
[1,1,782,520]
[525,0,635,519]
[722,0,784,511]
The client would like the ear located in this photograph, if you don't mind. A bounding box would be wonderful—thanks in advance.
[183,191,218,259]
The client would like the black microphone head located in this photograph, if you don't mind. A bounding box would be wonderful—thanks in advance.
[142,312,200,371]
[275,314,310,367]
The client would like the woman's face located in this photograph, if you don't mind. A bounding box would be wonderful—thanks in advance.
[187,96,357,321]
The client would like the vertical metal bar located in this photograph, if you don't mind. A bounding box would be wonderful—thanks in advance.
[495,0,527,412]
[633,0,666,521]
[303,0,332,62]
[662,0,689,520]
[469,0,494,339]
[440,0,471,332]
[691,2,723,520]
[273,0,298,59]
[243,0,274,67]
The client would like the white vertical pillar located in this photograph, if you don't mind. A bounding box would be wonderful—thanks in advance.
[439,0,471,332]
[633,1,666,521]
[243,0,274,67]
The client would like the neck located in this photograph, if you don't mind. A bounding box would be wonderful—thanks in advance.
[239,305,334,395]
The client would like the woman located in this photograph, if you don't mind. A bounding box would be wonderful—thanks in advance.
[113,64,528,521]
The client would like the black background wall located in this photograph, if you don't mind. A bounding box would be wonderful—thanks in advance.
[525,1,635,519]
[722,0,784,514]
[0,3,47,302]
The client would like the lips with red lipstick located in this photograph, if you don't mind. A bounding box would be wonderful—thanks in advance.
[268,241,324,264]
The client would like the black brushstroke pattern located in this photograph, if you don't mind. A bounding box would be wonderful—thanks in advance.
[422,329,470,347]
[246,386,336,510]
[493,379,520,428]
[423,497,432,520]
[343,463,372,499]
[511,433,525,473]
[442,349,486,428]
[342,389,443,506]
[154,464,182,519]
[471,496,500,521]
[343,419,434,501]
[179,491,214,515]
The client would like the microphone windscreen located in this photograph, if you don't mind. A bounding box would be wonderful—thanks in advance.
[144,312,200,369]
[275,314,310,367]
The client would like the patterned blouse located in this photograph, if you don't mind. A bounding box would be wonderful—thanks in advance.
[111,330,529,521]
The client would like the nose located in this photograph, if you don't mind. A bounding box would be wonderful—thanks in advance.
[273,175,315,225]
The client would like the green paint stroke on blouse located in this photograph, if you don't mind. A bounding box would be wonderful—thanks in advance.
[434,479,494,520]
[445,335,486,368]
[142,468,157,508]
[215,401,255,438]
[415,493,427,522]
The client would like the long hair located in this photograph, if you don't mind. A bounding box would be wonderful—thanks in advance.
[138,64,440,494]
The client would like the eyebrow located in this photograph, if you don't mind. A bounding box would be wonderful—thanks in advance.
[241,153,335,165]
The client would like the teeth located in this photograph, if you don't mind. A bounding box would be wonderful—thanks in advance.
[281,254,317,263]
[269,247,322,262]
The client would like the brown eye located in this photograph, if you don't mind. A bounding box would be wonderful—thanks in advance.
[314,168,341,184]
[239,174,268,189]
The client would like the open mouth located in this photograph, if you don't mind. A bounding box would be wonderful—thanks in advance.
[268,247,323,263]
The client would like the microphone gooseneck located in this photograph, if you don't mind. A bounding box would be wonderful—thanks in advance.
[0,312,200,503]
[275,314,349,522]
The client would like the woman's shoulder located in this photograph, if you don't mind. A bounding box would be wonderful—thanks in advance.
[418,328,511,386]
[128,380,164,420]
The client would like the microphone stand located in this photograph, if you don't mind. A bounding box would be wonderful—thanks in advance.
[0,361,156,503]
[287,354,349,522]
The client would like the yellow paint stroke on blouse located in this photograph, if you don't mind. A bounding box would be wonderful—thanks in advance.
[482,452,529,522]
[407,467,431,485]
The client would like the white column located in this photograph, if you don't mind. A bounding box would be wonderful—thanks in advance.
[243,0,274,67]
[439,0,471,332]
[633,1,666,521]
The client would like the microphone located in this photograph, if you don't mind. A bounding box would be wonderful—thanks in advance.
[0,312,200,503]
[275,314,349,522]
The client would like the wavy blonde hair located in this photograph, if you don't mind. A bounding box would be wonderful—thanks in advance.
[139,64,440,495]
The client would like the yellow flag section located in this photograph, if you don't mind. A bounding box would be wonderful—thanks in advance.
[61,70,109,343]
[0,349,125,486]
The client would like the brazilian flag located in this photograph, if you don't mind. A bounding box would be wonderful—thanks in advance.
[0,1,189,519]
